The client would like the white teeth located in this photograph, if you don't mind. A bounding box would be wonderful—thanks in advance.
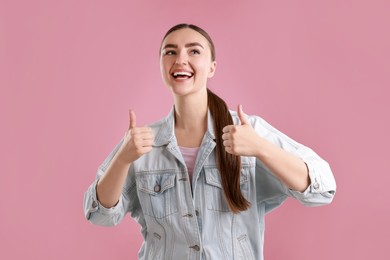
[173,71,193,77]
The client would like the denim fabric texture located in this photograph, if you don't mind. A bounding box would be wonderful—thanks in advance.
[84,108,336,260]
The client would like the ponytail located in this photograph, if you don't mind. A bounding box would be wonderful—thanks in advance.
[207,89,250,213]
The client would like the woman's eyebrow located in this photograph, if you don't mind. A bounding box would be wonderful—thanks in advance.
[162,44,177,50]
[162,42,204,50]
[185,42,204,49]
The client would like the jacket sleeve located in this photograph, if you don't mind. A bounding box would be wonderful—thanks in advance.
[250,115,336,210]
[83,140,141,226]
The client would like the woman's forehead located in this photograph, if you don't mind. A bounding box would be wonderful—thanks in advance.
[162,28,209,46]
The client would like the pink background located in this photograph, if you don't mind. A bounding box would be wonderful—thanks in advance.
[1,0,389,259]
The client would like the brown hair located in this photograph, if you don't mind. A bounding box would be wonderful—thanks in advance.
[161,24,216,61]
[161,24,250,213]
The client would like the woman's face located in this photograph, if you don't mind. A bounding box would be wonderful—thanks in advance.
[160,28,216,97]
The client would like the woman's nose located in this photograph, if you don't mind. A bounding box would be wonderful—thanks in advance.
[175,51,188,65]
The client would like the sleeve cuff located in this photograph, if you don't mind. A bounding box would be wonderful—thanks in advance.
[287,161,336,206]
[84,178,123,220]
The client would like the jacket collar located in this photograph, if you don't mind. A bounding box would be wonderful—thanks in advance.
[153,106,216,147]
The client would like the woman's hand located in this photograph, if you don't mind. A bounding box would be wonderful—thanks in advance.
[116,110,154,164]
[222,105,261,157]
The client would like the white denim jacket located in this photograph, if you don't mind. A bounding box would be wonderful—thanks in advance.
[84,108,336,260]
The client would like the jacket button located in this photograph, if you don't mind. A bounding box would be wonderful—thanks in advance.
[313,182,320,190]
[195,210,199,216]
[154,184,161,193]
[92,200,98,208]
[190,245,200,251]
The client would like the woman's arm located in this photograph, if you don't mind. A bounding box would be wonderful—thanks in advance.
[97,110,154,208]
[222,105,310,192]
[252,137,310,192]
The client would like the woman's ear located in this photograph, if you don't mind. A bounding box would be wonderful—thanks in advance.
[208,61,217,78]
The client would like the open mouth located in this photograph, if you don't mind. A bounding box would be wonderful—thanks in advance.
[172,71,194,79]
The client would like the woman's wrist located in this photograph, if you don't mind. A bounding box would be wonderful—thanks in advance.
[254,136,271,160]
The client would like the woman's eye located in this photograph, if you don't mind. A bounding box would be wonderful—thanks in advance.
[165,50,176,55]
[190,49,200,55]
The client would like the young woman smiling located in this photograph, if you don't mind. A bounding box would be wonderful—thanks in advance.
[84,24,336,260]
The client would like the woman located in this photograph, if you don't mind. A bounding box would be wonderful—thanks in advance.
[84,24,336,260]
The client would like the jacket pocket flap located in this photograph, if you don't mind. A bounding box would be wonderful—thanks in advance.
[137,173,176,196]
[205,167,249,189]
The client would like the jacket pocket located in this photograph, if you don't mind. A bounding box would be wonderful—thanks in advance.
[136,172,178,218]
[147,232,163,260]
[204,166,250,212]
[237,234,255,260]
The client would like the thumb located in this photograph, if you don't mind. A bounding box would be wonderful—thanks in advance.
[129,109,136,130]
[237,104,249,125]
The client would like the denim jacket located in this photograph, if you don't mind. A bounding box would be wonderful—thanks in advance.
[83,108,336,260]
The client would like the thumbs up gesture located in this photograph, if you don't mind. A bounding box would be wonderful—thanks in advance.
[222,105,261,156]
[116,110,154,164]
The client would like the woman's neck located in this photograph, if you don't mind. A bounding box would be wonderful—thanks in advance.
[173,90,208,147]
[174,90,208,130]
